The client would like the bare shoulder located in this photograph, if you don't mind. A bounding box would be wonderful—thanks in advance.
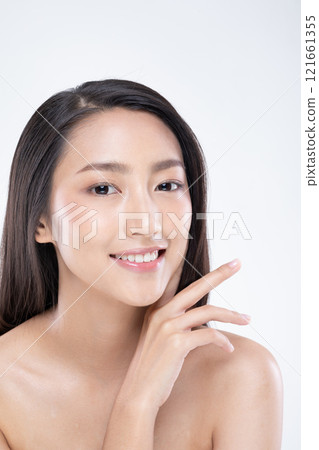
[0,316,46,407]
[0,326,26,445]
[212,328,282,374]
[190,325,283,376]
[210,328,283,403]
[0,327,22,376]
[195,326,283,400]
[0,313,49,385]
[0,319,35,371]
[0,317,49,444]
[0,322,33,398]
[190,326,283,449]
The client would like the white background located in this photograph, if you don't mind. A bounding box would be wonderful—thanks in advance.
[0,1,300,448]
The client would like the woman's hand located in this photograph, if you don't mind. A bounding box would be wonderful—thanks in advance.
[115,258,250,413]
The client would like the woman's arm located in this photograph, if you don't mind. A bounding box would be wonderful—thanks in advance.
[102,396,157,449]
[211,344,284,450]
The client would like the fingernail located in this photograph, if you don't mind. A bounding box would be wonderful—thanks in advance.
[240,314,251,321]
[228,258,240,268]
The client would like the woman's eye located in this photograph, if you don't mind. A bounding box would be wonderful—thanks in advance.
[89,184,118,196]
[156,182,183,192]
[89,181,184,196]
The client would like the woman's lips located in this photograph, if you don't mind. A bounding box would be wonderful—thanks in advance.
[109,246,166,256]
[109,249,166,273]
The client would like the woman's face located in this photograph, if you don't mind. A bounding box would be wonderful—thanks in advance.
[45,107,192,307]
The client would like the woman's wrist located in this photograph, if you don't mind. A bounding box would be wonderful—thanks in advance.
[102,392,158,449]
[114,387,159,417]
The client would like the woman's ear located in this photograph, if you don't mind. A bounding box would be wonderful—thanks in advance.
[35,217,53,244]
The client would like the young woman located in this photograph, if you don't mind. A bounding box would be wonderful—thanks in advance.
[0,79,283,449]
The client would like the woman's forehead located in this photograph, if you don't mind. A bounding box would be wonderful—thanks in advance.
[68,108,179,146]
[60,109,183,173]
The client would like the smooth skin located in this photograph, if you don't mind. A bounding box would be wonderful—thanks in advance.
[103,260,283,449]
[0,108,283,449]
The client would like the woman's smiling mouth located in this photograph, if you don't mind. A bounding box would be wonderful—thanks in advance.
[109,249,166,272]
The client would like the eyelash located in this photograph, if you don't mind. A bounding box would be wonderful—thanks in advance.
[88,181,185,196]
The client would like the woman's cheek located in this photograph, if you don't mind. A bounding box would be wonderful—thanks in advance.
[162,197,192,242]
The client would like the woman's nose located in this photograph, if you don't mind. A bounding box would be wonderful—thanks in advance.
[118,188,163,239]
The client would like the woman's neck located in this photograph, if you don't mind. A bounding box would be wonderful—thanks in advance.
[42,284,148,382]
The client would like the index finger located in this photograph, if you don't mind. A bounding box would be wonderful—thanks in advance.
[169,259,241,314]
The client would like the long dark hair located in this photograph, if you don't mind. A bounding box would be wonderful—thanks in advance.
[0,79,211,336]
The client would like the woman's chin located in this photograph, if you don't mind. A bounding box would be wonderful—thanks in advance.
[120,289,166,307]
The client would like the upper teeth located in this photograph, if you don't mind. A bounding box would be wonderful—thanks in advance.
[116,250,159,263]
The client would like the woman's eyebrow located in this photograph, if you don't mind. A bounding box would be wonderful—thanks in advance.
[76,158,185,175]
